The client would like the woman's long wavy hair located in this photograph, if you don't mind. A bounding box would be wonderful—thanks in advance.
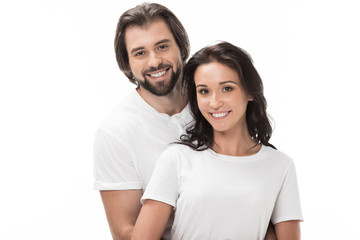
[180,41,276,150]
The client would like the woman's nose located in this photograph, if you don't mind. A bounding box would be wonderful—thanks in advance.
[209,93,223,109]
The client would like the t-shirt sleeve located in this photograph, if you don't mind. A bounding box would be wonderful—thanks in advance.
[141,148,179,208]
[93,129,142,190]
[271,160,303,224]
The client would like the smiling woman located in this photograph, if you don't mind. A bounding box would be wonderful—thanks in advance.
[132,41,303,240]
[181,42,275,153]
[194,62,252,141]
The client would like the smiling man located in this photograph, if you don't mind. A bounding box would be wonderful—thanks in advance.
[93,3,191,240]
[125,20,183,100]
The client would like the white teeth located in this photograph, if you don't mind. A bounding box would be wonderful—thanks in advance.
[150,70,166,78]
[212,112,229,118]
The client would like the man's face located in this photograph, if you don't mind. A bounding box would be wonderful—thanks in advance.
[125,20,183,96]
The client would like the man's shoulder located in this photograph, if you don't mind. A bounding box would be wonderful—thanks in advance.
[97,90,142,135]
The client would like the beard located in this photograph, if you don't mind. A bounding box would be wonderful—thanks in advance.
[134,63,182,97]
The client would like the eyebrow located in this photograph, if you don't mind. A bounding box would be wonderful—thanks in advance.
[196,80,238,88]
[155,39,171,46]
[219,80,238,85]
[130,39,172,55]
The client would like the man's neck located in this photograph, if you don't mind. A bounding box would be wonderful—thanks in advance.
[137,84,188,116]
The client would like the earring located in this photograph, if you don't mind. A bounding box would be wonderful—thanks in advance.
[130,73,138,86]
[130,72,135,81]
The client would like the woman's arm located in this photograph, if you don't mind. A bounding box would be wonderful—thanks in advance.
[275,220,301,240]
[264,222,277,240]
[132,199,173,240]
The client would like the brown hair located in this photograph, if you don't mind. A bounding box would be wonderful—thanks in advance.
[180,41,276,150]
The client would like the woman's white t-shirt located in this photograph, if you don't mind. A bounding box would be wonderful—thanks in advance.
[142,144,303,240]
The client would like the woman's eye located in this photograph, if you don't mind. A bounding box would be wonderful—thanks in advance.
[198,89,209,95]
[223,86,233,92]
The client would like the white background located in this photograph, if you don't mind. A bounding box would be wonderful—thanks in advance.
[0,0,359,239]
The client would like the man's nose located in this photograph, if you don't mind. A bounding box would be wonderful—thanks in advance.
[147,51,162,68]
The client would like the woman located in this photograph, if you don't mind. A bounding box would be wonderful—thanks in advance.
[132,42,303,240]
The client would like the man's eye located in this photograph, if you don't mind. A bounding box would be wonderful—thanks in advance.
[135,51,145,56]
[158,44,168,51]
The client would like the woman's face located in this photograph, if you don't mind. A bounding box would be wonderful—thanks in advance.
[194,61,252,134]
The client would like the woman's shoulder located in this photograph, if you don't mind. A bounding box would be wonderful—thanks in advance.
[153,145,196,172]
[158,143,207,166]
[162,143,197,157]
[262,145,295,166]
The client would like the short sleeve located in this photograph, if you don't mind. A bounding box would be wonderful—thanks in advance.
[93,129,142,190]
[271,160,303,224]
[141,148,179,208]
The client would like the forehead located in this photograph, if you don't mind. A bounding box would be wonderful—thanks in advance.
[125,20,175,53]
[194,62,240,84]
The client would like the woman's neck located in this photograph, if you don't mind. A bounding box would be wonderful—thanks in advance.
[211,127,261,157]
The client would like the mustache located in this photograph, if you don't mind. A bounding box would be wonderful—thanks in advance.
[142,63,172,75]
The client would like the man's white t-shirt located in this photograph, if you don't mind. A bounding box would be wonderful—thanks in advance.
[142,144,303,240]
[93,89,192,239]
[94,89,192,190]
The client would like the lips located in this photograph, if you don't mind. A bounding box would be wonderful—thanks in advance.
[210,111,231,119]
[149,70,167,78]
[143,63,172,80]
[144,68,170,82]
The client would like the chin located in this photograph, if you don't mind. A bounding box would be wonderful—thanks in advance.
[212,127,228,133]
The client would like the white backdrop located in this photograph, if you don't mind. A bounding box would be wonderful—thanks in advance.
[1,0,359,239]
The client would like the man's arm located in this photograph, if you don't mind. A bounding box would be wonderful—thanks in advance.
[100,190,143,240]
[275,220,301,240]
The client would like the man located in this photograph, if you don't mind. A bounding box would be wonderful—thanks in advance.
[94,3,276,240]
[94,3,190,239]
